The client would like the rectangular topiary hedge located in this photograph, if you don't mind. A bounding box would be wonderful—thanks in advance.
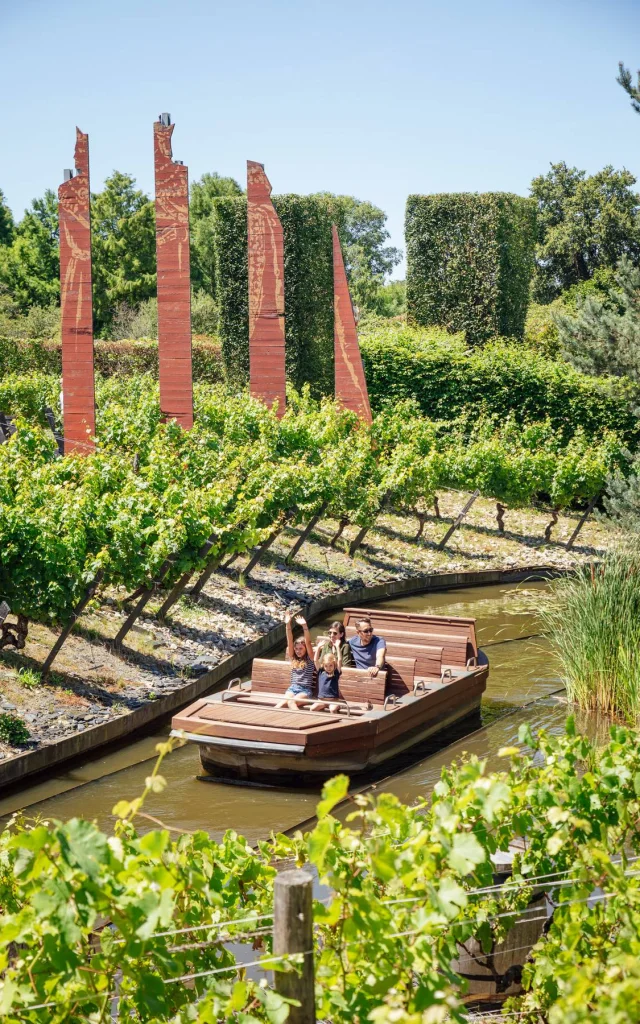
[405,192,537,344]
[358,319,639,445]
[212,194,336,396]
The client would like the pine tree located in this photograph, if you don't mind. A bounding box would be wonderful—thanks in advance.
[618,62,640,115]
[555,257,640,381]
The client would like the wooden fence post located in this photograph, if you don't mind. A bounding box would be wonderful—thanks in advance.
[437,490,480,551]
[273,869,315,1024]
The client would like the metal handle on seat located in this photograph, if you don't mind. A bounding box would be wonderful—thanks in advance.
[413,680,426,695]
[441,668,453,682]
[384,694,399,710]
[466,656,477,668]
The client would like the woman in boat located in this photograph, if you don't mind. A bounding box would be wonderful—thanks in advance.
[314,621,354,669]
[283,612,315,700]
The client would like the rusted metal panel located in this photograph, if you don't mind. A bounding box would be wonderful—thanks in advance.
[247,161,286,417]
[332,224,372,424]
[154,117,193,429]
[58,128,95,454]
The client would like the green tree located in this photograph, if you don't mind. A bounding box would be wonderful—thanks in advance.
[91,171,156,333]
[0,188,14,246]
[555,256,640,381]
[618,61,640,114]
[0,190,60,309]
[313,193,402,311]
[190,172,243,298]
[531,162,640,301]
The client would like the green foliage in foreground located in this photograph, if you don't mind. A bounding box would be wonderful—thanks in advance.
[540,543,640,723]
[1,721,640,1022]
[359,318,640,445]
[405,191,537,343]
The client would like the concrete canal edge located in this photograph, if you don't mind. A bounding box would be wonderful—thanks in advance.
[0,564,569,790]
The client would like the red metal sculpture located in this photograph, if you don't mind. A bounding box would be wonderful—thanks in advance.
[154,114,193,429]
[58,128,95,454]
[332,224,372,424]
[247,160,286,417]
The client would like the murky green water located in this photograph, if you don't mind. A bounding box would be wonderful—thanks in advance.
[0,580,575,841]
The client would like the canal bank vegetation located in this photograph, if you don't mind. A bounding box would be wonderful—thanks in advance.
[540,543,640,723]
[1,719,640,1022]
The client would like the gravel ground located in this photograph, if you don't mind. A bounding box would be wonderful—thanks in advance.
[0,492,610,762]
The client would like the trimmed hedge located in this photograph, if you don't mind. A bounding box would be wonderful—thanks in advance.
[405,192,537,344]
[0,337,224,384]
[213,194,335,395]
[359,319,640,444]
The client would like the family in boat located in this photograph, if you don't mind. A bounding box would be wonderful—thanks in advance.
[279,611,386,711]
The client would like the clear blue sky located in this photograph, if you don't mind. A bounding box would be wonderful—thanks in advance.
[1,0,639,277]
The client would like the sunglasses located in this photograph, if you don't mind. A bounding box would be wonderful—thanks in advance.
[359,627,373,634]
[329,629,340,636]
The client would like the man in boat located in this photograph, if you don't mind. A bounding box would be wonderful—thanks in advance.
[348,616,386,677]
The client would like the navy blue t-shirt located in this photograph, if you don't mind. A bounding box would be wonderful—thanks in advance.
[318,667,340,699]
[347,634,386,669]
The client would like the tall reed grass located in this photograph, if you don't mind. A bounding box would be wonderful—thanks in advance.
[539,545,640,723]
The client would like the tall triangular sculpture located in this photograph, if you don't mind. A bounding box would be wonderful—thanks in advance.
[58,128,95,454]
[332,224,372,424]
[247,160,286,417]
[154,114,193,429]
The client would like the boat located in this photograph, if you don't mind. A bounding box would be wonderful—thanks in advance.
[171,606,489,786]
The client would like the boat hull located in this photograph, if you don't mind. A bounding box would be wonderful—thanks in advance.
[194,690,483,786]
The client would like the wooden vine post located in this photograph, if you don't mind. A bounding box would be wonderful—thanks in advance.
[566,492,601,551]
[285,502,328,565]
[112,558,174,650]
[41,571,104,678]
[437,491,480,551]
[157,533,220,619]
[273,870,316,1024]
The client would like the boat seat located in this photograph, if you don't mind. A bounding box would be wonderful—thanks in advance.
[383,639,443,682]
[338,667,387,705]
[345,625,470,668]
[250,659,302,695]
[385,655,417,698]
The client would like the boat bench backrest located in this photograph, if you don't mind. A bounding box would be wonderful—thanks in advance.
[338,667,387,705]
[384,640,443,680]
[251,659,295,695]
[345,624,470,667]
[385,655,417,698]
[343,607,477,661]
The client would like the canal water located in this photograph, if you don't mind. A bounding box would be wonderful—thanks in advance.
[0,580,574,841]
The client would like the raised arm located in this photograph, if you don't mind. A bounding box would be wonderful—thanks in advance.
[285,612,294,660]
[314,638,325,669]
[295,615,314,659]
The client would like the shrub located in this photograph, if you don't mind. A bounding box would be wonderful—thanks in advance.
[0,713,29,746]
[539,544,640,723]
[109,298,158,340]
[405,191,537,343]
[358,319,639,444]
[213,194,335,395]
[190,290,219,336]
[0,338,224,385]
